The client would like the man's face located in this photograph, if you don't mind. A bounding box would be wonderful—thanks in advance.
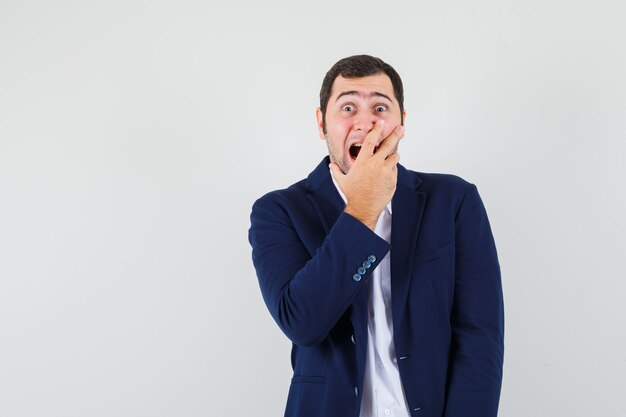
[316,73,405,174]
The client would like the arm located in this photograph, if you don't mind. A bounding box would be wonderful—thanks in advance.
[249,196,390,347]
[250,121,404,347]
[444,184,505,417]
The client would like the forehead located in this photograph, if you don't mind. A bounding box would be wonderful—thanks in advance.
[330,73,396,101]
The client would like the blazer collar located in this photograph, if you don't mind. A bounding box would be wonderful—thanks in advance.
[304,157,346,234]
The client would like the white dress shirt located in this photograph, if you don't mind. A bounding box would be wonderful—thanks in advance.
[331,172,411,417]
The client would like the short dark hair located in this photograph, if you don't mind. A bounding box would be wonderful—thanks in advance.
[319,54,404,133]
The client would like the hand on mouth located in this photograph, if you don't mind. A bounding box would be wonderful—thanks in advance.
[349,142,380,160]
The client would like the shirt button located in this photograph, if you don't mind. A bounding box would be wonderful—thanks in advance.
[385,410,390,415]
[352,273,362,282]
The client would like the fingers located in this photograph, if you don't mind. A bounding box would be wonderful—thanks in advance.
[357,120,386,160]
[329,162,345,183]
[375,124,404,159]
[385,151,401,166]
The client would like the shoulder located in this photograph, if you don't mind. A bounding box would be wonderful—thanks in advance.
[253,177,309,206]
[250,177,315,223]
[418,171,471,189]
[397,166,484,218]
[401,164,475,196]
[252,156,330,208]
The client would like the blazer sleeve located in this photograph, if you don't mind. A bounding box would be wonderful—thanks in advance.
[248,194,390,347]
[444,184,505,417]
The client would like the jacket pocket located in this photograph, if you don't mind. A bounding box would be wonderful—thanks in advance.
[414,242,454,265]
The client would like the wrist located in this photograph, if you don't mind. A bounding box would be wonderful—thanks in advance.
[344,205,378,231]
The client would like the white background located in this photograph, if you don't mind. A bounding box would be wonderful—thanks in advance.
[1,1,625,416]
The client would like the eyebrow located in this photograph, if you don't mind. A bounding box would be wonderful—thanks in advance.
[334,91,393,103]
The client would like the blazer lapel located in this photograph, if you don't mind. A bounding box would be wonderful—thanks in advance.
[305,156,345,234]
[391,165,426,331]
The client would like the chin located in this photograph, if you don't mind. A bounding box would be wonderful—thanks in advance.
[339,159,353,174]
[327,153,345,171]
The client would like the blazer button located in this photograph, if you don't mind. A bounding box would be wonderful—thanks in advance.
[362,260,371,268]
[352,274,362,282]
[357,266,367,275]
[354,386,359,397]
[368,255,376,263]
[351,334,355,344]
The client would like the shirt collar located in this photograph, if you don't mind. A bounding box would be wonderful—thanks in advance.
[329,168,393,215]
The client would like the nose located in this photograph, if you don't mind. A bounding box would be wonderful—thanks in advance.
[354,112,380,132]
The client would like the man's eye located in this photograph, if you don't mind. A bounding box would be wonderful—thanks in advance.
[375,105,387,112]
[342,104,354,111]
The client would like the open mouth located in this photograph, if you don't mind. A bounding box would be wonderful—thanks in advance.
[349,143,362,159]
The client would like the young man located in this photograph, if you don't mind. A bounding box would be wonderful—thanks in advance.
[249,55,504,417]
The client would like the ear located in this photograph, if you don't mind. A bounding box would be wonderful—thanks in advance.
[315,107,325,140]
[402,111,407,125]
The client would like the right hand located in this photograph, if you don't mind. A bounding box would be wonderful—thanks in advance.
[329,120,404,231]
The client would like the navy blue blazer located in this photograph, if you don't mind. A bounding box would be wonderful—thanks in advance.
[249,157,504,417]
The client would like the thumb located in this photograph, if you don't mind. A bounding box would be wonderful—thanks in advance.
[329,162,345,184]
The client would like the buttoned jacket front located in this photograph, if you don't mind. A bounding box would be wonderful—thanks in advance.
[248,157,504,417]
